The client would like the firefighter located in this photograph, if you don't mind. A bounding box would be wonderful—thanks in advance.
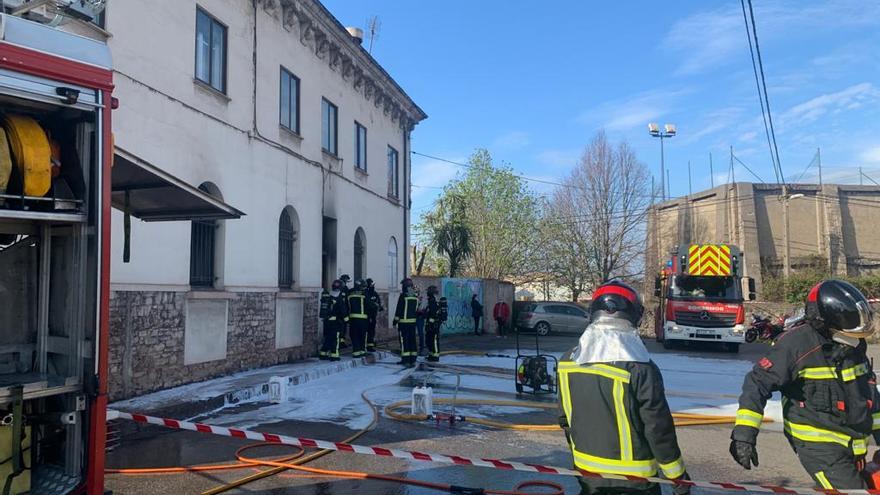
[730,279,880,490]
[393,278,419,367]
[318,279,348,361]
[424,285,442,362]
[365,278,384,353]
[558,280,689,495]
[347,279,370,358]
[338,274,352,347]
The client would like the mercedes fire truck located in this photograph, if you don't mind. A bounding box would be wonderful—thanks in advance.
[654,244,756,353]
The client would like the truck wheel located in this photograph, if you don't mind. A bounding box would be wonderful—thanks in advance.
[535,322,551,336]
[725,343,740,353]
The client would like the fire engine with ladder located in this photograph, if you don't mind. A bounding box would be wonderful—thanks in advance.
[654,244,756,353]
[0,4,243,493]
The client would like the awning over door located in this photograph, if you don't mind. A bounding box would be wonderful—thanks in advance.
[111,148,244,221]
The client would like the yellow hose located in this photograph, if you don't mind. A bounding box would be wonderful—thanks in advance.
[384,398,772,430]
[0,128,12,193]
[2,114,51,197]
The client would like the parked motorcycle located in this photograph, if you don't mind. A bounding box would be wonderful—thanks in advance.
[745,313,788,343]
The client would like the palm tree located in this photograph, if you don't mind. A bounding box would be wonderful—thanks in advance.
[427,197,472,277]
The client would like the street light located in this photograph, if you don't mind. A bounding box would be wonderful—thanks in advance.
[780,187,805,279]
[648,123,676,200]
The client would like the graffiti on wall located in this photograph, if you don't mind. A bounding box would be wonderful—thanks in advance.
[441,278,483,334]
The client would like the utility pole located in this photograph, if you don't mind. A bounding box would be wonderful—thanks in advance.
[709,153,714,188]
[666,169,671,199]
[729,146,735,184]
[817,148,822,186]
[688,160,692,196]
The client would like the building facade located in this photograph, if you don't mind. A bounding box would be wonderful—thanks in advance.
[68,0,426,399]
[645,183,880,298]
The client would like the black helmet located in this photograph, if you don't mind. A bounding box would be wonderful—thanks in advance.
[366,278,374,287]
[354,279,366,290]
[589,279,644,326]
[331,279,343,291]
[427,285,438,296]
[340,274,351,285]
[805,279,874,338]
[401,278,414,291]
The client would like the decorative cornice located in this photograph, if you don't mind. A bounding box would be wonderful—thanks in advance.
[257,0,426,131]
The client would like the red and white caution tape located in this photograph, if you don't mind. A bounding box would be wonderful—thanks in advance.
[109,409,878,495]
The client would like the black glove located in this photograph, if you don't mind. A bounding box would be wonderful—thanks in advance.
[729,439,759,470]
[672,471,692,495]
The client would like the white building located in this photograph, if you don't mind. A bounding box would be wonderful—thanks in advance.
[60,0,426,399]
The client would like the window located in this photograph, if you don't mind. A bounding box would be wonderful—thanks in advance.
[280,68,300,133]
[195,8,227,93]
[387,237,398,289]
[354,228,366,281]
[190,184,218,287]
[278,208,298,289]
[354,122,367,171]
[321,98,338,155]
[387,146,399,198]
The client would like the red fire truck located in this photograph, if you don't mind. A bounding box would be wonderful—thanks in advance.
[0,12,241,494]
[654,244,756,353]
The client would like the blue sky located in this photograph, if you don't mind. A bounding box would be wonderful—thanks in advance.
[323,0,880,219]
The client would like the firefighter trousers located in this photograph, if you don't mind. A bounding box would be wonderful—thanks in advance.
[398,323,417,365]
[349,319,369,358]
[577,476,659,495]
[367,315,377,351]
[319,320,342,361]
[792,438,866,490]
[425,321,441,362]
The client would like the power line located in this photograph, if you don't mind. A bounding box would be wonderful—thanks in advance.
[732,154,765,183]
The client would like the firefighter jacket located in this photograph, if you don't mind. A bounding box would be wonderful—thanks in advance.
[366,287,383,316]
[732,323,880,457]
[348,290,369,320]
[557,356,686,479]
[326,292,349,324]
[426,295,440,324]
[394,292,419,325]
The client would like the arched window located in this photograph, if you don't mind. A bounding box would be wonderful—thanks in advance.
[387,237,398,289]
[278,207,299,289]
[190,183,223,288]
[353,227,366,281]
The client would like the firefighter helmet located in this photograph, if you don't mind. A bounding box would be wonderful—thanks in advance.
[427,285,438,296]
[331,279,344,292]
[340,274,351,285]
[805,279,875,338]
[401,278,414,289]
[353,279,366,290]
[366,278,374,288]
[589,279,644,326]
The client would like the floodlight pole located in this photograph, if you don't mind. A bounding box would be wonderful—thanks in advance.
[649,124,676,201]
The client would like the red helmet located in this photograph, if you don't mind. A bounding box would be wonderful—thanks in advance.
[805,279,874,338]
[590,279,644,325]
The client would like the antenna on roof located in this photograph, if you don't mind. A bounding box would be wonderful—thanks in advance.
[366,15,381,54]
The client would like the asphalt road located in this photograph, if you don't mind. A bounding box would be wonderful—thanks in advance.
[104,334,834,494]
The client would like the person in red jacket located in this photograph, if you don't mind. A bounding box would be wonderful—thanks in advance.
[493,300,510,336]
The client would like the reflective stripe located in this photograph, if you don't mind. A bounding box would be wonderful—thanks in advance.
[784,420,853,448]
[559,371,572,421]
[659,457,686,479]
[815,471,833,490]
[853,437,868,456]
[841,363,870,382]
[797,367,837,380]
[558,362,631,383]
[735,408,763,429]
[872,412,880,431]
[571,450,657,477]
[612,380,633,461]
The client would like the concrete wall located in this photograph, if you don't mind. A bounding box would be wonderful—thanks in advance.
[76,0,425,398]
[645,183,880,298]
[411,277,515,335]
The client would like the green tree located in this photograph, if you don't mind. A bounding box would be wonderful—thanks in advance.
[422,196,472,277]
[421,149,543,281]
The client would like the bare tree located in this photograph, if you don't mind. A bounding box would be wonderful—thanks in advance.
[547,132,653,294]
